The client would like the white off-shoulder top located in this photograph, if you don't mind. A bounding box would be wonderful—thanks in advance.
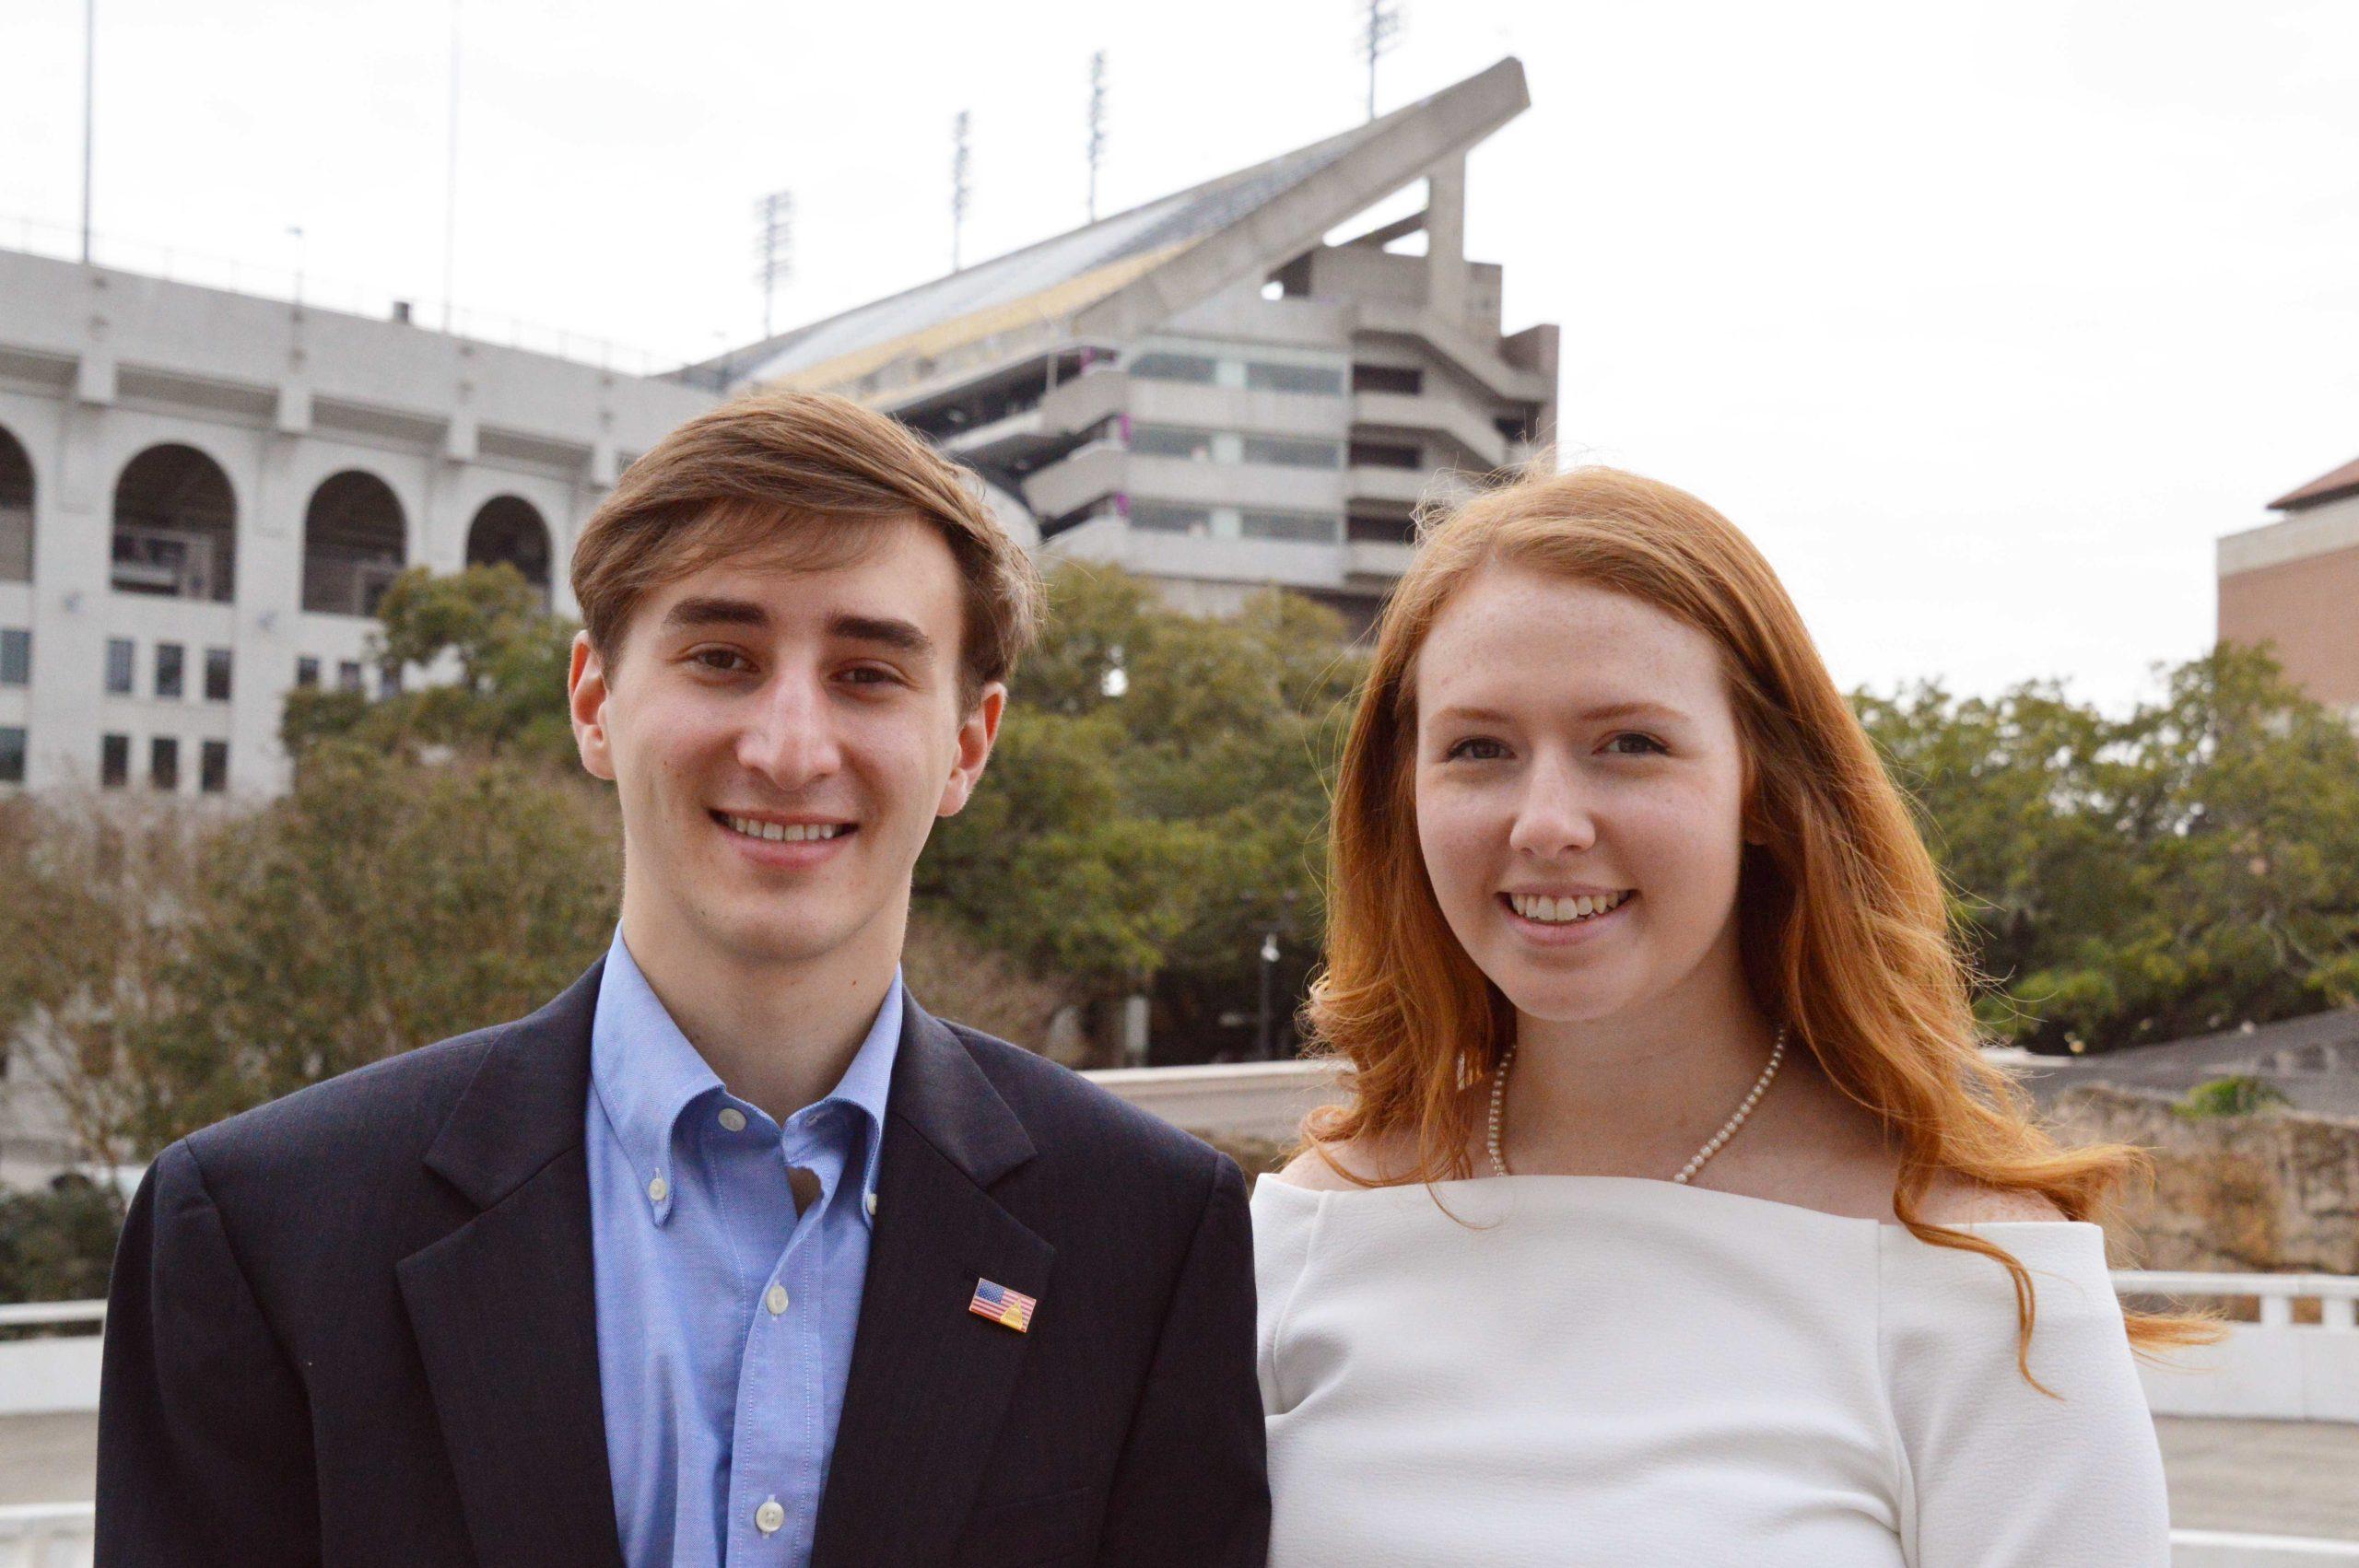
[1252,1176,2170,1567]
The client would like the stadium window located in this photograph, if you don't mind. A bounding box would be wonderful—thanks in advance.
[200,739,229,794]
[205,647,232,702]
[0,725,24,785]
[336,660,364,694]
[0,627,28,686]
[155,642,184,700]
[105,638,135,696]
[150,735,180,791]
[1128,502,1215,536]
[100,732,129,789]
[1128,351,1217,384]
[1241,435,1343,469]
[1352,364,1424,395]
[1244,361,1343,396]
[1348,439,1423,470]
[1129,425,1219,462]
[295,656,321,689]
[1239,509,1341,544]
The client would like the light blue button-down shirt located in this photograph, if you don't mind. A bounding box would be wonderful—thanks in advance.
[586,929,901,1568]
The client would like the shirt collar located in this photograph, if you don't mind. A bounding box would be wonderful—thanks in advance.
[591,927,902,1228]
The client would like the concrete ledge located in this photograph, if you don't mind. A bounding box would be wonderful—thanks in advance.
[1083,1059,1344,1142]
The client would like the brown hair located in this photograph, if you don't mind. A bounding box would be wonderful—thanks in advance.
[1305,462,2214,1378]
[570,389,1041,702]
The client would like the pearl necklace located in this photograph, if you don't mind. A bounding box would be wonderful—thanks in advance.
[1485,1026,1788,1184]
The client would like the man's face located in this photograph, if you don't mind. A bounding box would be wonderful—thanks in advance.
[569,514,1002,972]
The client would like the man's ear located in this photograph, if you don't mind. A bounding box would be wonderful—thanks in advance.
[569,631,617,782]
[937,681,1006,818]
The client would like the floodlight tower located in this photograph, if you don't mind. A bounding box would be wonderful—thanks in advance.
[754,188,794,338]
[951,111,972,271]
[1361,0,1403,121]
[1086,51,1108,222]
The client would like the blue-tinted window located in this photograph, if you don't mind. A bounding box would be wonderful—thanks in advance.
[0,725,24,784]
[105,638,135,696]
[0,627,28,686]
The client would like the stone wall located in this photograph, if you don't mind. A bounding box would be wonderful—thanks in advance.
[2049,1085,2359,1274]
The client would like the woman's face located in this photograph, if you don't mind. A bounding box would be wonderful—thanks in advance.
[1412,564,1753,1029]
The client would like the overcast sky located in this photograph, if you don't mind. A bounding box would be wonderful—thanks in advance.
[5,0,2353,708]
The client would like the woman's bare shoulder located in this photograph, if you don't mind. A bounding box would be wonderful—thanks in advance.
[1270,1124,1438,1191]
[1916,1169,2070,1223]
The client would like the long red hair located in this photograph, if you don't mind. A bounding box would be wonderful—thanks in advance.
[1303,464,2211,1372]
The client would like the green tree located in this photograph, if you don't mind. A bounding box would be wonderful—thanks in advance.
[1858,646,2359,1052]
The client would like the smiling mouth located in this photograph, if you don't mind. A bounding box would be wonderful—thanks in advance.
[712,813,854,844]
[1501,889,1635,925]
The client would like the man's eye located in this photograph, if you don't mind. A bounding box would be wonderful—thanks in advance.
[689,649,751,674]
[840,666,900,686]
[1445,737,1508,761]
[1604,732,1667,755]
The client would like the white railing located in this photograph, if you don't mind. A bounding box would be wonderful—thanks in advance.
[2117,1271,2359,1423]
[0,1504,93,1568]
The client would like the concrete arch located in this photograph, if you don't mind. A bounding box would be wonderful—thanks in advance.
[112,442,238,602]
[302,469,408,616]
[0,420,31,583]
[464,494,553,606]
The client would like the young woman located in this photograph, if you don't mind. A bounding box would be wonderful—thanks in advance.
[1256,466,2203,1565]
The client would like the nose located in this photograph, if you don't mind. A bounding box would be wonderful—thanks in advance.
[1505,746,1598,860]
[736,667,843,791]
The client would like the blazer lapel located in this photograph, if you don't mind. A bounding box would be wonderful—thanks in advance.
[813,1000,1050,1568]
[396,963,626,1568]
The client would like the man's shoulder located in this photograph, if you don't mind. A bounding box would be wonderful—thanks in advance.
[938,1020,1226,1191]
[177,1020,513,1194]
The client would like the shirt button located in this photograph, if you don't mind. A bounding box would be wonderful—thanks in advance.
[755,1498,785,1535]
[718,1107,747,1133]
[864,1191,877,1218]
[765,1283,790,1316]
[646,1175,668,1203]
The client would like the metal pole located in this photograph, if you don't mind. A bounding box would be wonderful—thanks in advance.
[441,0,461,330]
[80,0,95,263]
[1257,930,1279,1059]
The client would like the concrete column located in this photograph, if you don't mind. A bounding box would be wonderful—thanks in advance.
[1426,155,1470,330]
[28,398,111,790]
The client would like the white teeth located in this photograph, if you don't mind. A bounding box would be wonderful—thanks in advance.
[724,815,843,843]
[1510,890,1627,924]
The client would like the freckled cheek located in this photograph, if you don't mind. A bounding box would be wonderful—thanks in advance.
[1414,793,1508,915]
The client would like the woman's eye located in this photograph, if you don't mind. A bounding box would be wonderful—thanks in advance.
[1445,737,1508,762]
[1604,732,1667,755]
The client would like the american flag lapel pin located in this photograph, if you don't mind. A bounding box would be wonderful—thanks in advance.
[968,1277,1038,1334]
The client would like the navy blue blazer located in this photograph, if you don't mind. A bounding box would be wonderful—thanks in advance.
[96,962,1269,1567]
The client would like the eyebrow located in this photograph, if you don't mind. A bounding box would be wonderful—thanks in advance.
[1430,699,1690,726]
[660,596,770,633]
[657,598,937,661]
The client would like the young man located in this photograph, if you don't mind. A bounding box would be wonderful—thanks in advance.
[96,392,1269,1567]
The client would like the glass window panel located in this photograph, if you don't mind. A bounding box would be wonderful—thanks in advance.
[1352,364,1424,395]
[105,638,135,696]
[0,726,24,785]
[1348,439,1423,470]
[295,656,321,689]
[155,642,184,700]
[1129,425,1218,462]
[204,647,232,702]
[100,732,129,788]
[1128,501,1214,536]
[1128,351,1217,384]
[150,735,180,790]
[200,739,229,794]
[336,661,365,694]
[1239,509,1340,544]
[1240,436,1342,469]
[0,627,28,686]
[1244,361,1343,396]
